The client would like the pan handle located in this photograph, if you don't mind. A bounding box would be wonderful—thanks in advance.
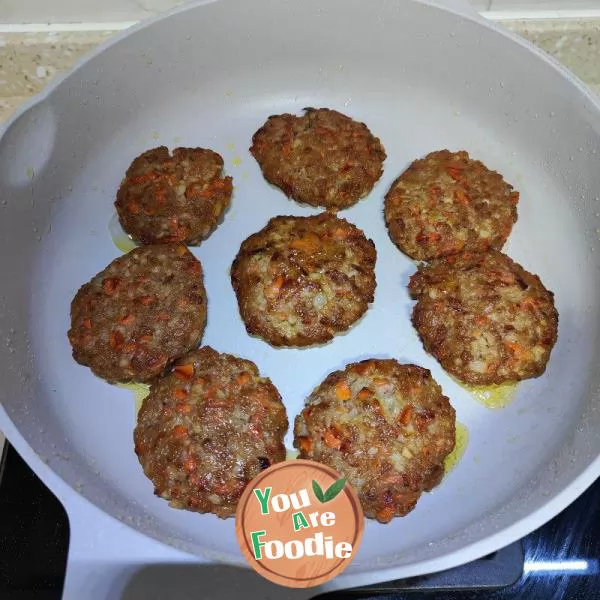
[60,491,331,599]
[59,490,194,600]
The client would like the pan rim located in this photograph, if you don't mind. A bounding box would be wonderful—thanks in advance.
[0,0,599,583]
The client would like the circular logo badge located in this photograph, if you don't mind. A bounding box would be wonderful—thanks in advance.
[235,459,364,588]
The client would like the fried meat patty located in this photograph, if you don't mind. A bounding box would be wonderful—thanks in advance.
[384,150,518,261]
[231,213,376,347]
[250,108,386,210]
[294,359,455,523]
[409,250,558,385]
[115,146,232,245]
[68,244,206,383]
[134,347,288,518]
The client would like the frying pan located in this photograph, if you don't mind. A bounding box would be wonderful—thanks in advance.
[1,0,599,597]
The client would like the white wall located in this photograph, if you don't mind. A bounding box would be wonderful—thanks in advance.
[0,0,599,26]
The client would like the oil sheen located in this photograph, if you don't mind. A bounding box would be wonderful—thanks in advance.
[444,422,469,474]
[286,448,299,461]
[109,213,137,253]
[118,382,150,415]
[464,382,518,409]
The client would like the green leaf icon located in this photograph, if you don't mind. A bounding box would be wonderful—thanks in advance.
[312,478,347,503]
[323,477,347,502]
[312,480,325,503]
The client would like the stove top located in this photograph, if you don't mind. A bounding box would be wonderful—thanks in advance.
[0,443,598,599]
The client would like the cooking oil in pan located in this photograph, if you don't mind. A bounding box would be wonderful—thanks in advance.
[286,448,299,461]
[118,382,150,415]
[464,382,518,409]
[444,422,468,475]
[109,213,137,253]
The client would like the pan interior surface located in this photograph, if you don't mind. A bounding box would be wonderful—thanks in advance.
[0,0,599,573]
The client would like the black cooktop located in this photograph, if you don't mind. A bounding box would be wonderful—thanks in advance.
[0,443,598,599]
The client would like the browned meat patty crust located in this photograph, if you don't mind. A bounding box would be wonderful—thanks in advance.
[409,250,558,385]
[384,150,519,261]
[294,359,455,523]
[115,146,233,245]
[134,347,288,518]
[231,213,377,347]
[250,108,386,210]
[68,244,207,383]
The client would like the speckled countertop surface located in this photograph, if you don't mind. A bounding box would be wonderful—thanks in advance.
[0,18,600,125]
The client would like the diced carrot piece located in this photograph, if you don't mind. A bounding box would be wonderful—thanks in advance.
[297,437,313,453]
[236,372,251,386]
[264,275,285,300]
[324,428,342,449]
[194,377,206,387]
[399,405,413,426]
[183,457,197,473]
[335,381,352,401]
[446,166,463,180]
[188,261,201,276]
[504,341,530,359]
[108,330,124,350]
[176,403,192,414]
[174,388,189,400]
[102,277,120,295]
[120,314,135,326]
[289,233,321,254]
[357,387,373,401]
[174,363,194,381]
[454,189,470,205]
[203,386,217,400]
[82,318,92,329]
[128,172,158,186]
[139,296,155,306]
[416,231,442,244]
[376,507,396,522]
[429,185,442,199]
[520,297,538,311]
[172,425,188,439]
[353,361,372,376]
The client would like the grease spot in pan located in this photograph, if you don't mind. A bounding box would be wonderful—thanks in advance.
[286,448,299,461]
[444,422,468,475]
[117,382,150,415]
[108,212,137,253]
[451,375,518,410]
[465,382,518,410]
